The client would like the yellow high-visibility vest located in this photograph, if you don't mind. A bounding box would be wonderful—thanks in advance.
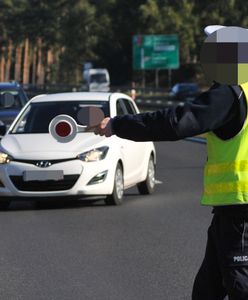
[201,82,248,206]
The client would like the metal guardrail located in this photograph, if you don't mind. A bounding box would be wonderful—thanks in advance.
[135,97,184,109]
[24,86,177,114]
[24,84,170,99]
[24,84,204,116]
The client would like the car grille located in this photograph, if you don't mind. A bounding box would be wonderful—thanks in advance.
[12,158,77,166]
[9,175,80,191]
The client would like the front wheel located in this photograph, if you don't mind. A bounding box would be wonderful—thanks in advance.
[105,163,124,205]
[137,155,155,195]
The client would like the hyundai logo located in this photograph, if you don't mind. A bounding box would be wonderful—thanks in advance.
[36,161,52,168]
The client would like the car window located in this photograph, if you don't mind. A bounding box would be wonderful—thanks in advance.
[172,84,199,94]
[90,74,107,83]
[122,99,136,114]
[116,99,136,115]
[116,100,125,116]
[11,100,109,134]
[171,85,179,93]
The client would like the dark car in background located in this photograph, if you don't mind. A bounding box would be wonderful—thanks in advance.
[0,82,29,131]
[169,83,200,102]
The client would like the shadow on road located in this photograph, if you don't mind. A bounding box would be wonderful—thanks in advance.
[1,189,141,212]
[4,198,105,211]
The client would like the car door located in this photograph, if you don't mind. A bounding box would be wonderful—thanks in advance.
[115,98,148,187]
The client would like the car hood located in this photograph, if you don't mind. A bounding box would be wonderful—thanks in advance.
[0,133,106,159]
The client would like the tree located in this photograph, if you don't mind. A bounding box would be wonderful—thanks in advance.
[93,0,147,84]
[0,0,26,81]
[58,0,98,83]
[139,0,197,64]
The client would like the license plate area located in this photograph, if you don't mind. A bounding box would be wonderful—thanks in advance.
[23,170,64,181]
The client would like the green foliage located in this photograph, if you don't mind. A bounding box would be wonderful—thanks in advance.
[139,0,197,63]
[58,0,98,83]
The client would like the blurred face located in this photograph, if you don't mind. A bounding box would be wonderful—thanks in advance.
[200,27,248,85]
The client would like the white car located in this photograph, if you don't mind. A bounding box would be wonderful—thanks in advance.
[0,92,156,208]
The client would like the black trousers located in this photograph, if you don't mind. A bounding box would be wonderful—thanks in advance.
[192,214,248,300]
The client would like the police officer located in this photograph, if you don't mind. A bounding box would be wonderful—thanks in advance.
[94,26,248,299]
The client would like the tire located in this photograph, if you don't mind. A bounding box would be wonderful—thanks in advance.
[105,163,124,205]
[137,155,155,195]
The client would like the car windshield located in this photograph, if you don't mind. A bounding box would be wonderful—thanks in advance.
[90,74,107,83]
[10,100,109,134]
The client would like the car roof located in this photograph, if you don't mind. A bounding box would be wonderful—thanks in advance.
[0,82,21,89]
[30,92,127,103]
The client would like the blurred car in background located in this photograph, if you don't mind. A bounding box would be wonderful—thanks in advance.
[0,92,156,208]
[0,82,29,130]
[83,68,110,92]
[169,83,200,102]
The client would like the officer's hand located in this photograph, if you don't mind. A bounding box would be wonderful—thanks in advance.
[92,117,113,137]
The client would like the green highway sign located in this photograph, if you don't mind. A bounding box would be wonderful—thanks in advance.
[133,35,180,70]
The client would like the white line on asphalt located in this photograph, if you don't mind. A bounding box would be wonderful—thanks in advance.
[155,179,163,184]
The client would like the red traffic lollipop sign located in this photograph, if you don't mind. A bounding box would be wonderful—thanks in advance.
[49,107,105,143]
[49,115,86,143]
[55,121,72,137]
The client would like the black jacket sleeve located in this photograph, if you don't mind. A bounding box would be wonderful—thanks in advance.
[111,84,241,142]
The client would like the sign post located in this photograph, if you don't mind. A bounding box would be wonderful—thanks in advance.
[133,35,180,87]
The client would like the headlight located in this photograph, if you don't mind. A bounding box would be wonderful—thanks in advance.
[78,146,109,162]
[0,152,12,164]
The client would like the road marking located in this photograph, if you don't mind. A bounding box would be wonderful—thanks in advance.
[155,179,163,184]
[186,137,206,144]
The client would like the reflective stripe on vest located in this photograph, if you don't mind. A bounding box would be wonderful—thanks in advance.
[201,82,248,206]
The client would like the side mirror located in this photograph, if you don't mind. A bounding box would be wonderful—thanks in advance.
[0,93,15,108]
[0,121,6,136]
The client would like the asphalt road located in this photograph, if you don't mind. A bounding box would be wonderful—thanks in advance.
[0,140,212,300]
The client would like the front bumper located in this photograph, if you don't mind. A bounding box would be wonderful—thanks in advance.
[0,158,115,198]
